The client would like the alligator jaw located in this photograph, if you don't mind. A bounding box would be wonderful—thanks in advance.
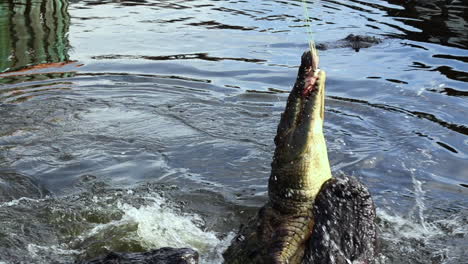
[269,50,331,215]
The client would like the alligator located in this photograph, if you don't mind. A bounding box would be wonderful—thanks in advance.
[76,50,377,264]
[316,34,383,52]
[222,50,377,264]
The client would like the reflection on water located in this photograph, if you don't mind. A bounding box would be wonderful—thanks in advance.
[0,0,76,89]
[0,0,70,72]
[0,0,467,263]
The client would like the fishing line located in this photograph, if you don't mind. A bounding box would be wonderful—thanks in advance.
[301,0,319,68]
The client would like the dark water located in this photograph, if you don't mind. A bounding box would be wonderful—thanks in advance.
[0,0,467,263]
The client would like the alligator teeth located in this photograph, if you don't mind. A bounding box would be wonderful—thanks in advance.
[314,69,320,90]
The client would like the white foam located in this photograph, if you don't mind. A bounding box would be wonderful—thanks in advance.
[118,197,233,263]
[26,243,82,263]
[0,197,45,208]
[378,165,443,240]
[78,194,232,263]
[377,208,443,240]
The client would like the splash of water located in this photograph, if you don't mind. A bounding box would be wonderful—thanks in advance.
[375,163,467,264]
[69,190,233,263]
[116,197,233,263]
[0,182,235,263]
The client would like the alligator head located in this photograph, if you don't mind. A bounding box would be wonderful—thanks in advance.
[223,50,332,264]
[269,50,331,215]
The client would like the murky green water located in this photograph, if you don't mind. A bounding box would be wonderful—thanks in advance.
[0,0,467,263]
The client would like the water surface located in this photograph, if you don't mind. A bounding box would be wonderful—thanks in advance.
[0,0,467,263]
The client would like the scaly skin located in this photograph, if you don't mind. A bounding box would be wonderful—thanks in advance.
[223,50,331,264]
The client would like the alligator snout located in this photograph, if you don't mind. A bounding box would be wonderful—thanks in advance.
[297,50,320,98]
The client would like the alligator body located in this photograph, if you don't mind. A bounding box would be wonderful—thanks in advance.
[316,34,383,52]
[223,50,377,264]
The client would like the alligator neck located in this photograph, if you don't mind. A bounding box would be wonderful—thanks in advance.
[269,130,332,214]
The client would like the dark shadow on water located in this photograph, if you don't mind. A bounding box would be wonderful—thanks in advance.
[329,95,468,136]
[91,53,266,64]
[427,87,468,97]
[378,0,466,49]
